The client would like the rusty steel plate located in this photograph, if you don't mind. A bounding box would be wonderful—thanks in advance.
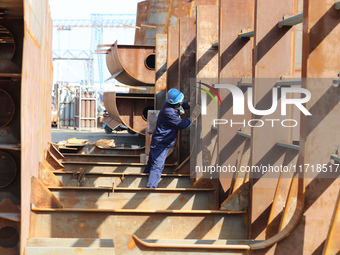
[0,25,15,60]
[103,92,154,135]
[0,151,17,188]
[134,0,150,45]
[0,89,15,127]
[106,41,155,86]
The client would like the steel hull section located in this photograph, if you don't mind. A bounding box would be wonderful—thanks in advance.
[103,92,154,135]
[106,41,155,86]
[30,210,247,240]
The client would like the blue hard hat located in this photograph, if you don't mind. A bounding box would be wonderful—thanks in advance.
[166,88,184,104]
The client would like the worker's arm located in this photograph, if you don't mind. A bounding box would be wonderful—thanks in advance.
[182,101,190,110]
[166,111,192,130]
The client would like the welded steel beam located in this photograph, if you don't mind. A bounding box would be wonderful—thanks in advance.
[49,187,216,210]
[194,5,219,180]
[265,150,297,239]
[30,210,247,240]
[62,162,177,174]
[134,1,150,45]
[276,142,300,151]
[322,191,340,254]
[155,34,167,110]
[236,131,251,139]
[179,17,196,163]
[278,0,340,254]
[143,0,217,45]
[238,30,254,39]
[167,26,179,90]
[218,0,254,196]
[251,0,297,242]
[278,13,303,28]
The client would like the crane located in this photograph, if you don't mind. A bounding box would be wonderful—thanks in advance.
[53,14,136,89]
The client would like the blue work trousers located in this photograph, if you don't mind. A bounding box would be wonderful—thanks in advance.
[143,145,170,188]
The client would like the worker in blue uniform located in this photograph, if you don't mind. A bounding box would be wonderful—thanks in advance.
[143,88,201,188]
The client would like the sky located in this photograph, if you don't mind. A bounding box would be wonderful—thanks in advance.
[49,0,143,91]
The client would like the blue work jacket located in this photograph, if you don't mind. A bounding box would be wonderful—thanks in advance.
[151,101,191,148]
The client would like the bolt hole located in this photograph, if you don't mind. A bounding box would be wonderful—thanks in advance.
[145,54,155,70]
[0,226,19,248]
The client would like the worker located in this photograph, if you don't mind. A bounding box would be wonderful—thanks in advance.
[143,88,201,188]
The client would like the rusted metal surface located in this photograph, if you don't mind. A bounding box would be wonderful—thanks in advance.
[20,0,54,253]
[21,0,340,254]
[0,220,20,255]
[220,182,250,212]
[62,163,177,174]
[275,0,340,254]
[0,151,17,188]
[155,34,167,110]
[48,143,65,161]
[103,92,154,134]
[45,149,65,171]
[38,162,63,188]
[167,26,179,90]
[106,41,155,86]
[0,81,21,145]
[0,22,21,74]
[72,144,145,155]
[265,149,298,239]
[141,0,217,45]
[0,199,20,222]
[135,1,150,45]
[143,0,171,45]
[218,0,254,195]
[63,154,141,163]
[30,210,247,240]
[54,172,192,188]
[194,5,219,180]
[179,17,196,163]
[49,187,216,210]
[114,235,249,254]
[251,0,297,242]
[322,191,340,255]
[25,238,115,255]
[147,110,159,133]
[30,177,63,209]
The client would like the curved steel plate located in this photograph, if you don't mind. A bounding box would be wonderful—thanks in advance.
[106,41,155,86]
[103,92,154,135]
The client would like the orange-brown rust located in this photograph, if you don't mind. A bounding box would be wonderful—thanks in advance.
[38,162,63,187]
[30,177,63,209]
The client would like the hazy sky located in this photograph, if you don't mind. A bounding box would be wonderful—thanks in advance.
[49,0,142,88]
[49,0,142,19]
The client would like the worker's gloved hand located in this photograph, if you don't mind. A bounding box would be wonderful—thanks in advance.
[191,104,201,122]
